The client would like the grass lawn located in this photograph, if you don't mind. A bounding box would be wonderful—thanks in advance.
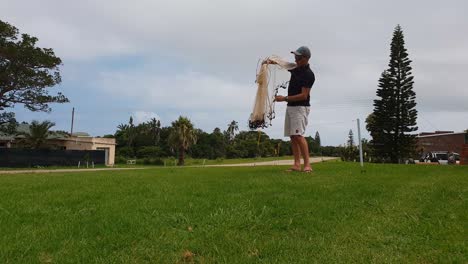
[0,156,298,170]
[172,156,297,166]
[0,162,466,263]
[119,156,300,167]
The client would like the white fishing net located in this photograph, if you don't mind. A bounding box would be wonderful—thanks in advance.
[249,55,296,129]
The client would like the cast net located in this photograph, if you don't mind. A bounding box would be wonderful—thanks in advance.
[248,55,296,129]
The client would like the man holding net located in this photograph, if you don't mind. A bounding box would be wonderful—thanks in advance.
[264,46,315,172]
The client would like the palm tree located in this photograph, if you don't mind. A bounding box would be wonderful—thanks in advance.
[19,120,55,149]
[168,116,197,166]
[148,118,161,146]
[227,120,239,142]
[117,116,137,156]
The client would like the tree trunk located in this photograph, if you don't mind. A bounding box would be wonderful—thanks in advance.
[178,146,185,166]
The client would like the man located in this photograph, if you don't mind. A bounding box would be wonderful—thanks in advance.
[264,46,315,172]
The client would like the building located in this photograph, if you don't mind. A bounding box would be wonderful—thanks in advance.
[0,124,116,166]
[47,136,116,165]
[416,131,467,154]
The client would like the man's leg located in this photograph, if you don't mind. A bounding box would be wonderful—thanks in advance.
[285,107,300,171]
[290,136,301,170]
[297,136,312,171]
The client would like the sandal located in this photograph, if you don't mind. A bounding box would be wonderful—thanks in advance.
[285,167,301,172]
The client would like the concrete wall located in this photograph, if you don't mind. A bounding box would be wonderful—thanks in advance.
[49,137,116,165]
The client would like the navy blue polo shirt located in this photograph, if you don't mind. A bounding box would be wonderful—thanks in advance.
[287,64,315,106]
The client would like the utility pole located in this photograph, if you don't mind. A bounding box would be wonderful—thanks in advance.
[357,118,364,168]
[71,107,75,136]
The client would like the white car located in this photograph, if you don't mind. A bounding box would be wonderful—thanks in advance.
[424,151,460,165]
[423,151,449,165]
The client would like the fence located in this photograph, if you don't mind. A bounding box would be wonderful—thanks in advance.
[0,149,105,167]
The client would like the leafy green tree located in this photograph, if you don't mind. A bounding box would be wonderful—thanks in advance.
[0,20,68,121]
[321,146,341,157]
[148,118,161,146]
[305,136,315,154]
[168,116,197,166]
[235,131,261,158]
[0,112,17,133]
[368,25,418,163]
[209,127,226,159]
[227,120,239,142]
[360,138,372,162]
[136,146,164,159]
[116,117,137,157]
[190,129,211,158]
[158,126,173,157]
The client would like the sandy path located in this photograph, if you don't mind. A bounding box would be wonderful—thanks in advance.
[0,157,339,174]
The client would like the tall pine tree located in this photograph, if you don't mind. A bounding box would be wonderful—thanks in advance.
[314,131,321,148]
[368,25,418,163]
[347,129,355,147]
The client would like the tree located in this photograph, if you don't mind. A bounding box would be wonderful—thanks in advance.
[116,117,137,157]
[305,136,316,154]
[347,129,354,147]
[342,130,358,162]
[368,25,418,163]
[0,112,17,133]
[190,129,211,158]
[168,116,197,166]
[360,138,372,162]
[18,120,55,149]
[210,127,226,159]
[227,120,239,142]
[132,118,162,149]
[314,131,321,148]
[307,131,321,155]
[148,118,161,146]
[0,20,68,120]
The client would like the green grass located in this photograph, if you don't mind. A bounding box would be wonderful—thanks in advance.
[0,156,298,170]
[181,156,296,166]
[116,156,299,168]
[0,164,109,171]
[134,156,299,167]
[0,163,466,263]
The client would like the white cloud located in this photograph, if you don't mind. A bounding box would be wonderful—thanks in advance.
[96,69,254,112]
[132,111,161,125]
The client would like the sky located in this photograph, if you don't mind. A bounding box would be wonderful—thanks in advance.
[2,0,467,146]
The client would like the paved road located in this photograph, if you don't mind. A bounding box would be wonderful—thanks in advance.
[205,157,338,167]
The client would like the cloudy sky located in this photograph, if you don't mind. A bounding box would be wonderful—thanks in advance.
[2,0,467,145]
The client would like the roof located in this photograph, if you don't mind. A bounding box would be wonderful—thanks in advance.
[0,123,71,140]
[417,132,466,138]
[72,132,91,137]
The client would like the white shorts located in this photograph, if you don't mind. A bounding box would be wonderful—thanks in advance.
[284,106,310,137]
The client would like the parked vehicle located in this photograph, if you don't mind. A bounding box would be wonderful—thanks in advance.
[448,152,460,164]
[422,151,450,165]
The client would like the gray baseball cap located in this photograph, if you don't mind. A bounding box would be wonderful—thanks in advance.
[291,46,311,58]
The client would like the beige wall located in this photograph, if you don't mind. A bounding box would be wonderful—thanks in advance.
[49,137,116,165]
